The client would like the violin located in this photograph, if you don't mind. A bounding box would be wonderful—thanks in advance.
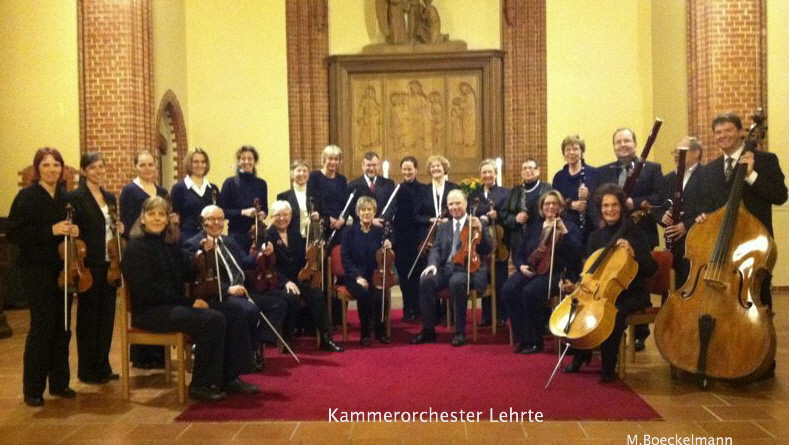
[452,199,482,274]
[252,232,278,294]
[58,204,93,294]
[248,198,266,255]
[106,203,125,287]
[191,228,221,300]
[654,109,775,385]
[372,221,397,291]
[526,218,564,276]
[548,211,646,350]
[487,198,509,262]
[298,197,324,289]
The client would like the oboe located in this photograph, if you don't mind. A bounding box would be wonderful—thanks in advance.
[520,183,528,234]
[578,166,586,231]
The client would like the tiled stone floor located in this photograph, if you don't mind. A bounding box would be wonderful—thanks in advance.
[0,291,786,444]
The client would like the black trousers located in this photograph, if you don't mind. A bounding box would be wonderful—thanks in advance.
[502,272,549,346]
[21,267,73,398]
[283,283,331,337]
[419,264,488,335]
[481,259,509,323]
[394,241,422,317]
[246,289,288,345]
[76,265,117,381]
[344,278,385,337]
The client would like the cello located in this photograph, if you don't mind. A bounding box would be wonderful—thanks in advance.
[654,111,775,386]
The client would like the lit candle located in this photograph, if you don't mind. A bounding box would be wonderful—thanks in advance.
[495,157,503,186]
[382,160,389,179]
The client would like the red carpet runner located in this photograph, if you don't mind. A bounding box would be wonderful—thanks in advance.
[178,311,660,421]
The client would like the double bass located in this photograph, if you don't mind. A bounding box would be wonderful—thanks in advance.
[654,110,775,386]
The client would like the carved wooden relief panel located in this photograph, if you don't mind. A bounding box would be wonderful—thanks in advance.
[329,51,503,182]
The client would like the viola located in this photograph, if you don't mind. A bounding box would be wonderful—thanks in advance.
[298,197,324,289]
[58,204,93,294]
[452,199,482,274]
[548,211,646,350]
[654,109,775,385]
[372,221,397,291]
[106,203,125,287]
[526,218,564,276]
[253,235,279,294]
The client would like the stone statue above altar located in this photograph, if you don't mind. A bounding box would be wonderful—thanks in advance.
[368,0,466,53]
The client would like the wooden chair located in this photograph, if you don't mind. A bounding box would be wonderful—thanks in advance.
[618,250,673,379]
[438,251,496,342]
[328,245,391,342]
[120,284,192,404]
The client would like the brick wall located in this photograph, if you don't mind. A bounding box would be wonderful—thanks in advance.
[286,0,330,171]
[688,0,767,161]
[78,0,155,195]
[501,0,547,187]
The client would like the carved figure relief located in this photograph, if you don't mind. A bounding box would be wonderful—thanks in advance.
[375,0,447,45]
[356,85,382,148]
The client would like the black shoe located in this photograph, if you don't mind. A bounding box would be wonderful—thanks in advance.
[376,334,391,344]
[402,313,417,323]
[496,319,507,327]
[24,396,44,407]
[104,372,120,381]
[634,339,646,352]
[451,333,467,347]
[189,385,226,402]
[254,350,265,371]
[320,335,345,352]
[360,336,372,347]
[225,378,260,395]
[600,372,618,383]
[564,353,592,373]
[49,387,76,398]
[411,330,437,344]
[512,343,525,354]
[520,343,544,354]
[79,376,108,385]
[478,319,492,327]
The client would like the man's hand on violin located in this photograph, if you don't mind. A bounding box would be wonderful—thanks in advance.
[192,299,209,309]
[519,265,535,277]
[665,222,687,240]
[228,285,246,297]
[285,281,300,295]
[516,211,528,224]
[53,221,79,237]
[616,239,635,256]
[421,265,437,277]
[469,216,482,230]
[200,238,216,252]
[356,277,369,289]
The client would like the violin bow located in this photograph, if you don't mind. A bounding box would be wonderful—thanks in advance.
[213,235,223,302]
[110,203,125,288]
[327,189,356,246]
[241,287,300,364]
[407,208,447,280]
[63,204,73,331]
[466,198,481,295]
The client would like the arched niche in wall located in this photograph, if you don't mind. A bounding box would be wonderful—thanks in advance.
[155,90,188,191]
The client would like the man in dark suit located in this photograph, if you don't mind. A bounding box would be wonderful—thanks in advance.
[411,189,492,347]
[655,137,706,288]
[346,151,396,225]
[598,127,662,351]
[697,112,787,307]
[598,127,663,249]
[469,159,510,327]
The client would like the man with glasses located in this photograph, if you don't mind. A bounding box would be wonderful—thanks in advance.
[183,205,288,370]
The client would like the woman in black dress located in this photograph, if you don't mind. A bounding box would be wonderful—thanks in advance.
[8,147,78,407]
[69,152,120,384]
[218,145,268,253]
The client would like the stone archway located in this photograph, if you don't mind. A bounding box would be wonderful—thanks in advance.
[155,90,188,191]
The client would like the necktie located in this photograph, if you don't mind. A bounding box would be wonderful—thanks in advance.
[448,220,461,263]
[369,179,375,192]
[725,157,734,180]
[618,163,632,187]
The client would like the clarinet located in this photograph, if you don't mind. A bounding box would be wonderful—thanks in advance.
[520,182,528,234]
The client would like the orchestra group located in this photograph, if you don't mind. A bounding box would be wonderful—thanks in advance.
[7,112,786,407]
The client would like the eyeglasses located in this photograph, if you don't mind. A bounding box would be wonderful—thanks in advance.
[204,217,224,223]
[522,166,538,171]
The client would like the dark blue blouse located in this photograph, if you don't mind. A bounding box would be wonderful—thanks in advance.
[340,222,383,282]
[170,179,220,241]
[551,162,600,233]
[218,171,268,238]
[307,170,347,219]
